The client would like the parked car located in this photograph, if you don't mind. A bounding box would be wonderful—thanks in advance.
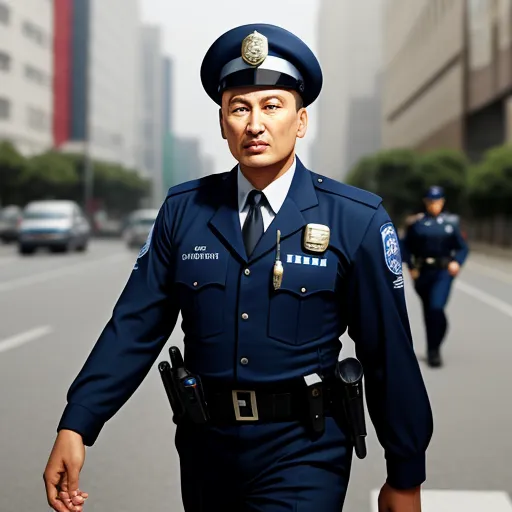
[0,205,22,243]
[18,200,91,255]
[123,209,159,249]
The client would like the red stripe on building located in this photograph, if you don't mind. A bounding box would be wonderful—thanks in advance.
[53,0,72,147]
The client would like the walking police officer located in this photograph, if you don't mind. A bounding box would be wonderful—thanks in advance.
[401,186,469,368]
[44,24,433,512]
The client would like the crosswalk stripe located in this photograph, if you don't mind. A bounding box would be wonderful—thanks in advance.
[370,490,512,511]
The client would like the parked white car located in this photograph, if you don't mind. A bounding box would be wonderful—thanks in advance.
[123,209,158,250]
[18,200,91,255]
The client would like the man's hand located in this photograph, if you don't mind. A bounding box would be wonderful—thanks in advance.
[409,268,420,280]
[378,483,421,512]
[447,261,460,277]
[44,430,88,512]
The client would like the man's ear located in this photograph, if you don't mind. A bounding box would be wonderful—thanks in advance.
[219,108,226,140]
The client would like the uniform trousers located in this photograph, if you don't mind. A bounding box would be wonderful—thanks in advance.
[175,415,353,511]
[414,268,454,352]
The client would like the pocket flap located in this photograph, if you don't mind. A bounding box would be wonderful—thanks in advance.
[276,262,337,297]
[175,257,228,290]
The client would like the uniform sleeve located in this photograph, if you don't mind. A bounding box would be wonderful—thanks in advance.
[57,200,180,446]
[346,205,433,490]
[451,223,469,266]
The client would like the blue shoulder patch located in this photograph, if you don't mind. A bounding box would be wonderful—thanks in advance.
[137,223,154,259]
[133,223,154,270]
[313,174,382,209]
[380,222,402,275]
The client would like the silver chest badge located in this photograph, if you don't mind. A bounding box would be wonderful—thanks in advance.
[303,224,330,253]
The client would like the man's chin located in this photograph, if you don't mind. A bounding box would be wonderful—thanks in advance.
[238,154,277,168]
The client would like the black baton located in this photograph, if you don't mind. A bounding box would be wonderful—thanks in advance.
[335,357,367,459]
[158,360,185,424]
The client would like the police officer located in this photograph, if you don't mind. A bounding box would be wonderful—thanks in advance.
[44,24,433,512]
[401,186,469,368]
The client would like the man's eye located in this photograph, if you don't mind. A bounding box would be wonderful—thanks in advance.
[265,105,279,110]
[232,107,247,113]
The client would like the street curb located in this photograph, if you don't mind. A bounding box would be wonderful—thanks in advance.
[469,241,512,260]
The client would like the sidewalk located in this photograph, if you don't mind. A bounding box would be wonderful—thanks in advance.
[468,241,512,260]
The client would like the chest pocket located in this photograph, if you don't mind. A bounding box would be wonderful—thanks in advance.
[268,258,338,345]
[175,255,228,339]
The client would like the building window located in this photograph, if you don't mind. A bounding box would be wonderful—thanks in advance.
[27,106,49,132]
[24,64,50,86]
[0,51,10,71]
[0,2,9,25]
[22,21,48,47]
[0,98,11,120]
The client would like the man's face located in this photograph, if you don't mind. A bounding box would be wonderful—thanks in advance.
[219,87,307,168]
[424,198,445,216]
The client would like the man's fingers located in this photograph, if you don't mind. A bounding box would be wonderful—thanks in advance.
[44,476,70,512]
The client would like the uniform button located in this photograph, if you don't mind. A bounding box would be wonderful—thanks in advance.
[318,178,323,183]
[193,281,198,287]
[240,357,249,365]
[301,287,307,293]
[241,313,249,320]
[244,268,251,276]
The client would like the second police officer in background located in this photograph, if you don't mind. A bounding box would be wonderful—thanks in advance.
[44,23,433,512]
[401,186,469,368]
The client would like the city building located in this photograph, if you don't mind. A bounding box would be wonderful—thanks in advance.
[54,0,141,170]
[313,0,383,179]
[382,0,466,152]
[0,0,54,156]
[382,0,512,161]
[170,136,204,187]
[139,25,163,203]
[160,56,173,200]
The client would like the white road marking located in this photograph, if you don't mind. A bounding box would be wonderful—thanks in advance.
[456,279,512,319]
[467,260,512,285]
[371,489,512,512]
[0,253,129,294]
[0,325,53,354]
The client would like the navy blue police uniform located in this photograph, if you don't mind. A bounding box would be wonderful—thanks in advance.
[57,24,433,511]
[401,186,469,367]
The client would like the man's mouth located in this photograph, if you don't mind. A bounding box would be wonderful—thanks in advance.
[244,140,269,149]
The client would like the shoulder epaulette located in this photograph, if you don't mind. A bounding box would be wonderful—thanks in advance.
[312,173,382,209]
[165,172,229,199]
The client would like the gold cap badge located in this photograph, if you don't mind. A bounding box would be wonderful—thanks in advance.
[303,224,330,253]
[241,31,268,66]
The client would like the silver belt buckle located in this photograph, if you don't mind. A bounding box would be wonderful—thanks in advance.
[232,390,259,421]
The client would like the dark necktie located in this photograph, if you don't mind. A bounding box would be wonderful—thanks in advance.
[242,189,266,258]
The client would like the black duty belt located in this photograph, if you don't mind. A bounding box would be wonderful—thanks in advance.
[202,382,338,424]
[414,256,451,269]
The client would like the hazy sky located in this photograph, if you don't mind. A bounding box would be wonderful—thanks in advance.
[141,0,320,175]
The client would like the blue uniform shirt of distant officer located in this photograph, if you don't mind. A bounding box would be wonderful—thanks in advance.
[401,186,469,367]
[45,23,433,512]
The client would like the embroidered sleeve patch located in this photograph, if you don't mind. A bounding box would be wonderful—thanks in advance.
[137,224,154,260]
[380,222,402,276]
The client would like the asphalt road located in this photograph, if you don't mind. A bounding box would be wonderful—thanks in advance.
[0,239,511,511]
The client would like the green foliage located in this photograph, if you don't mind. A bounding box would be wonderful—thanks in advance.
[346,145,512,221]
[467,145,512,218]
[0,141,151,215]
[0,141,26,206]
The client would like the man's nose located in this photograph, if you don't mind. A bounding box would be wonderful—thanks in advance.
[246,110,265,135]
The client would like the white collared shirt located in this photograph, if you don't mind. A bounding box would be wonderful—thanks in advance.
[237,158,296,231]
